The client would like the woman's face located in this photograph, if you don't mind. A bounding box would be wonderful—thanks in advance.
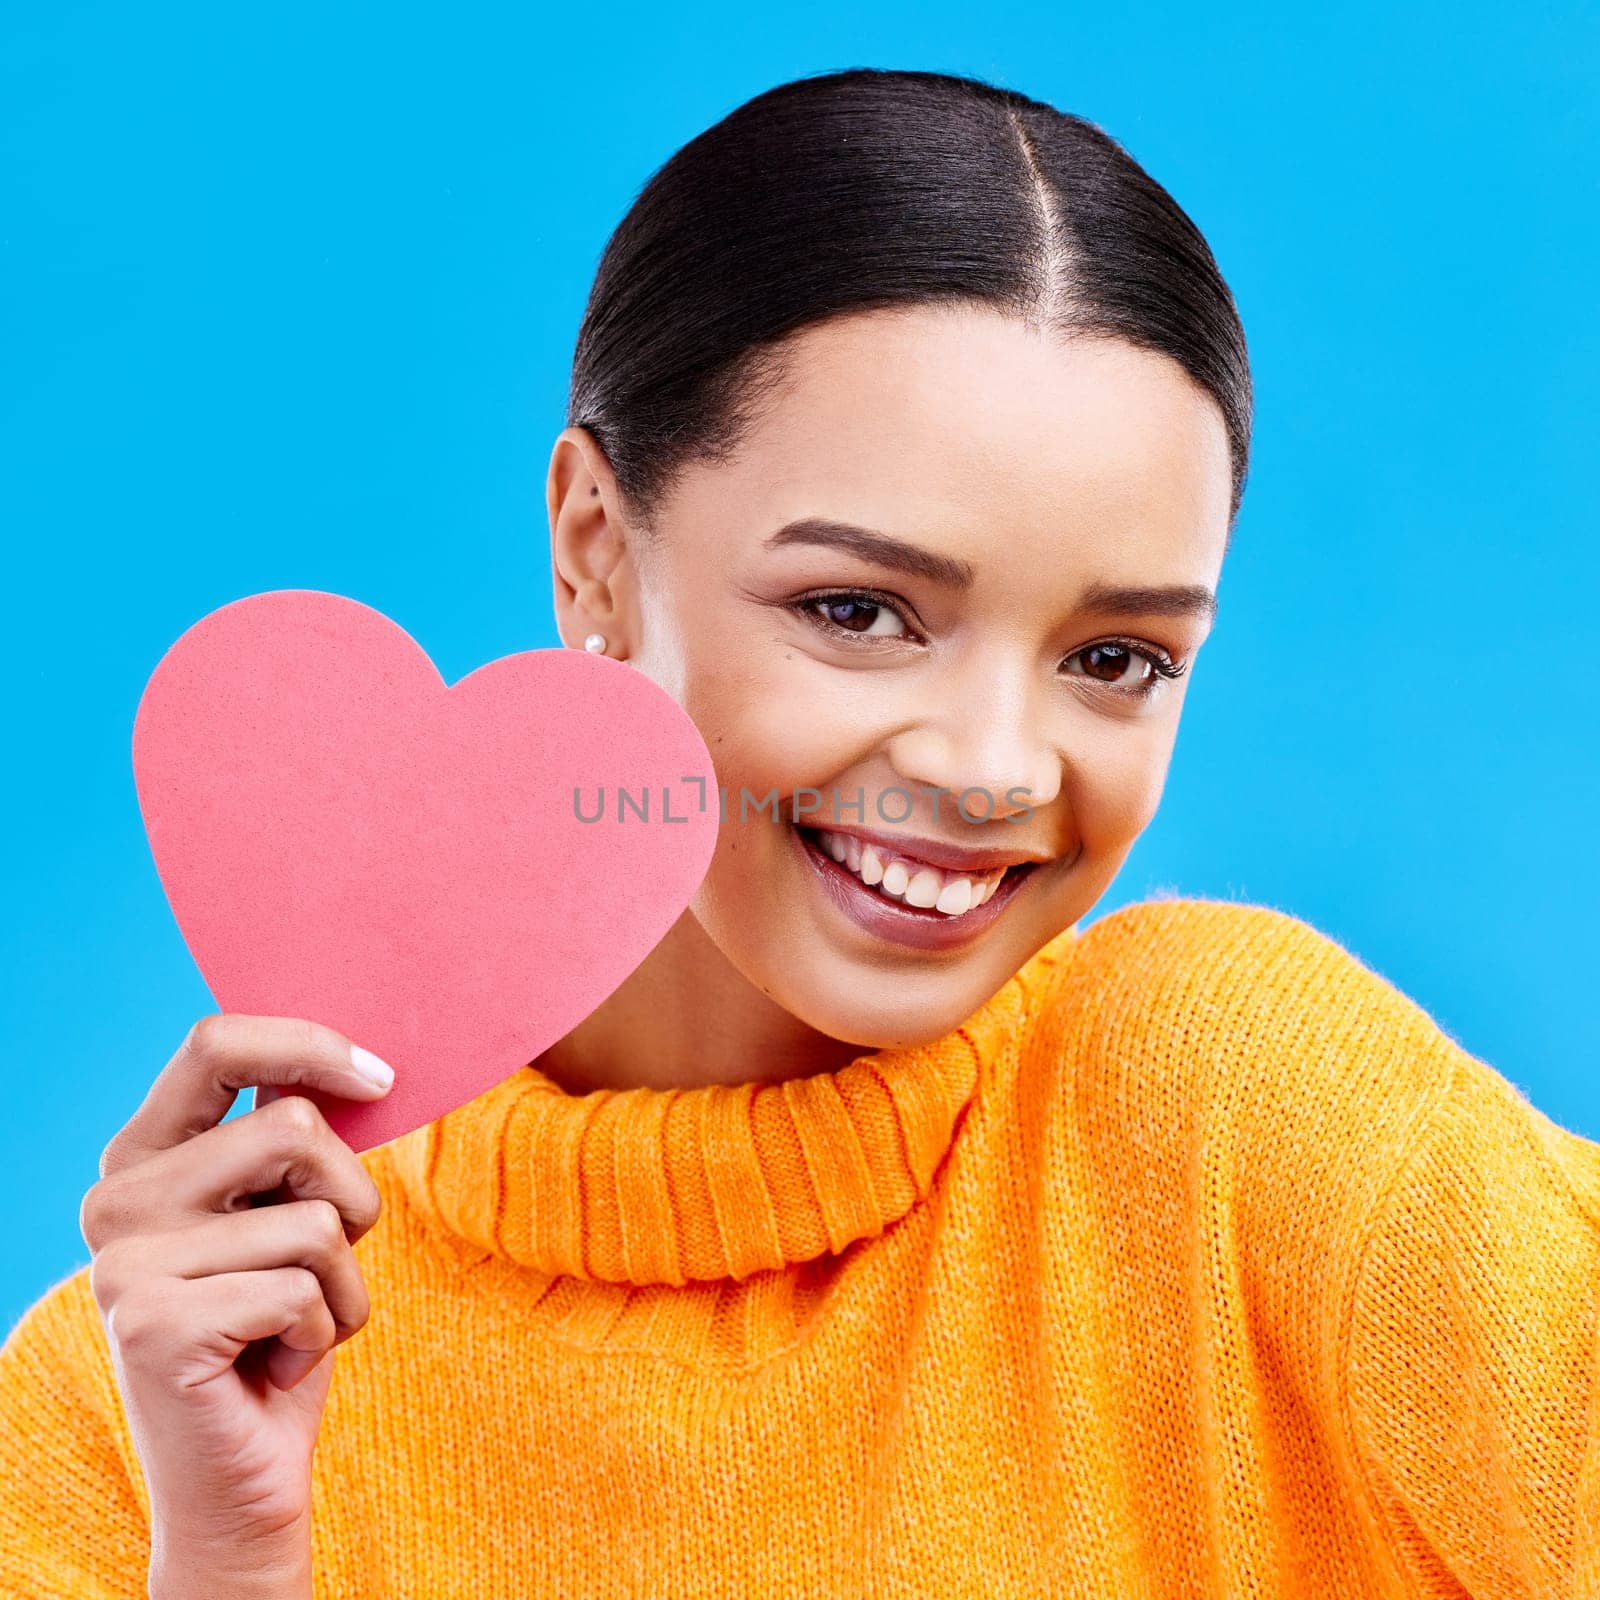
[548,304,1233,1049]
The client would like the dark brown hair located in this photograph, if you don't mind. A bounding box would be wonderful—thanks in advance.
[567,67,1252,541]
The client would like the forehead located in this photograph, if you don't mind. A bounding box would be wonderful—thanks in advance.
[720,304,1232,581]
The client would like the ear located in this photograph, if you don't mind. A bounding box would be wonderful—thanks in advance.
[546,427,641,655]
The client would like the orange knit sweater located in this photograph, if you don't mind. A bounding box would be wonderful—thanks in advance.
[3,896,1599,1597]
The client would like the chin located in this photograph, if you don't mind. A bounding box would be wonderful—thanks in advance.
[777,991,973,1054]
[765,936,1032,1050]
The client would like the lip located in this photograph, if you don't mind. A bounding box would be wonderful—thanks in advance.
[788,821,1041,951]
[797,821,1055,875]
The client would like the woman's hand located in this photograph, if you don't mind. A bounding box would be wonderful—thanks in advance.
[78,1014,394,1599]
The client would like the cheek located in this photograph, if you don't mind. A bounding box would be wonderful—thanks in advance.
[1066,715,1181,849]
[679,652,891,814]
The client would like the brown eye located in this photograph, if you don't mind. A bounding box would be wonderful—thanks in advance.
[822,599,877,632]
[1072,643,1152,689]
[802,593,911,639]
[1062,639,1184,702]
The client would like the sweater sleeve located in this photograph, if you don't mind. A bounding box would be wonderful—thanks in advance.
[0,1265,151,1597]
[1343,1044,1600,1598]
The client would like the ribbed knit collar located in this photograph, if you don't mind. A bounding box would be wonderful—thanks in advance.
[386,931,1075,1286]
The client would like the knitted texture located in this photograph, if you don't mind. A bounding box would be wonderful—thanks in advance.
[2,896,1597,1597]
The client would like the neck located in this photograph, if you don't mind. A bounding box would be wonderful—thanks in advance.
[531,910,868,1096]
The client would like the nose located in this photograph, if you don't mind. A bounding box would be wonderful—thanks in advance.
[884,670,1063,822]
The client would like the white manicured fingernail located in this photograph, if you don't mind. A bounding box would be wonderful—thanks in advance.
[349,1044,395,1089]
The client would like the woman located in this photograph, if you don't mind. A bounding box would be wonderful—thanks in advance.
[3,66,1596,1599]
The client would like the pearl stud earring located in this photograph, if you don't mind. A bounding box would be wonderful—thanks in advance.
[583,633,607,655]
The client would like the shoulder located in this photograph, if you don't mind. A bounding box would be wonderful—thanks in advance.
[1013,898,1513,1387]
[1,1263,128,1436]
[1019,894,1600,1280]
[1015,897,1488,1279]
[1024,893,1465,1114]
[0,1260,139,1484]
[2,1261,108,1380]
[0,1270,156,1587]
[1040,892,1429,1022]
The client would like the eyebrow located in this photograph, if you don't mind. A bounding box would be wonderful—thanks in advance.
[761,517,1218,625]
[764,517,977,588]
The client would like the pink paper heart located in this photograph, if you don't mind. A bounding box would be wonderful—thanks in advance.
[132,590,719,1152]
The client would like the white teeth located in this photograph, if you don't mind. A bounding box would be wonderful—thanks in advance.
[809,828,1014,917]
[936,878,974,915]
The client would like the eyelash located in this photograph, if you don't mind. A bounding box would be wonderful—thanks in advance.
[792,587,1189,700]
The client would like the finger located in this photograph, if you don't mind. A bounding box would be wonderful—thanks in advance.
[114,1266,338,1391]
[85,1093,383,1252]
[102,1014,394,1176]
[91,1199,373,1345]
[267,1341,333,1393]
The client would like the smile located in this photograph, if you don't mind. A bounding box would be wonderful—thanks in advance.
[790,823,1043,951]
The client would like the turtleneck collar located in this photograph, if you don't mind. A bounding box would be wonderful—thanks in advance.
[386,925,1078,1286]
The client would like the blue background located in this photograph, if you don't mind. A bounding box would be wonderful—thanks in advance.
[3,3,1596,1332]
